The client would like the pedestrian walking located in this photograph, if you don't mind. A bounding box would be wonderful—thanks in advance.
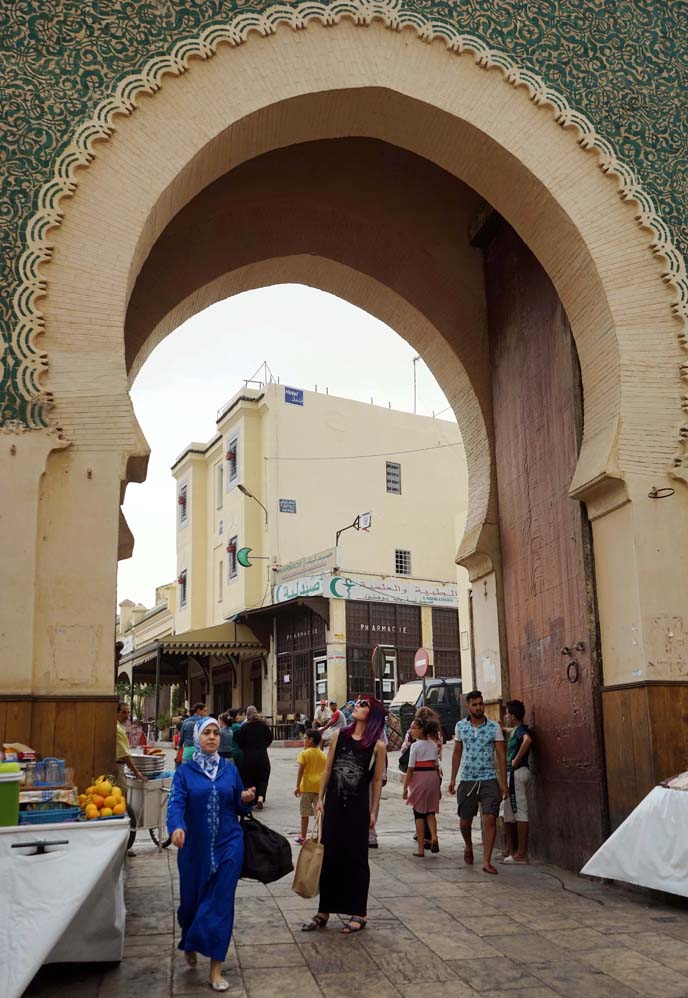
[301,696,386,935]
[235,706,273,809]
[403,716,441,856]
[293,728,327,844]
[227,708,243,767]
[218,712,234,761]
[180,702,208,762]
[448,690,507,875]
[167,716,256,991]
[399,705,443,848]
[501,699,533,864]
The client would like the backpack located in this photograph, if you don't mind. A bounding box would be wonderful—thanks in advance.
[241,813,294,884]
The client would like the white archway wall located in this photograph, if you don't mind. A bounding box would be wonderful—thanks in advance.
[40,19,680,489]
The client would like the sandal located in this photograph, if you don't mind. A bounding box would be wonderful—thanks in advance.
[430,841,440,854]
[301,914,329,932]
[185,952,198,967]
[463,847,474,865]
[209,979,230,992]
[482,863,498,875]
[412,851,425,857]
[342,916,367,934]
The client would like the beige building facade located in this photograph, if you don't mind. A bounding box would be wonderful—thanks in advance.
[171,383,470,714]
[1,2,687,867]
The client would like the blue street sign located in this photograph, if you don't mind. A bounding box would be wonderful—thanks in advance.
[279,499,297,514]
[284,386,304,406]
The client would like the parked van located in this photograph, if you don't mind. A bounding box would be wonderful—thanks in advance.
[388,677,464,741]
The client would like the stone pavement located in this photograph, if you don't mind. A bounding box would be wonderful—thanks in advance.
[26,748,688,998]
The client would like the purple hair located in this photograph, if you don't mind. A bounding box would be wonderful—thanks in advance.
[340,695,386,749]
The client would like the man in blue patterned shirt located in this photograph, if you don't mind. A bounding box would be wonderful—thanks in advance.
[448,690,507,875]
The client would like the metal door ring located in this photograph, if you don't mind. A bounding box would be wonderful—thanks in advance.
[566,661,580,684]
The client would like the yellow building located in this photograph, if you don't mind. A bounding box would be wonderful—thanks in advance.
[171,382,470,715]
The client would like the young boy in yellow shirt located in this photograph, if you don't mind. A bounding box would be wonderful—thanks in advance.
[293,728,327,844]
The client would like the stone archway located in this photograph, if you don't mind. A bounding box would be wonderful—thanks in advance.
[2,11,687,840]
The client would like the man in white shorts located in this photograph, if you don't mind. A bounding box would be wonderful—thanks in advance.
[501,699,533,864]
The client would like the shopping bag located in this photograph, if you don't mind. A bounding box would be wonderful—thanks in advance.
[292,816,324,898]
[241,813,294,884]
[398,745,411,773]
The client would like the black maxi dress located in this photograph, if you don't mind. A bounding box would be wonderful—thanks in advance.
[236,720,273,801]
[319,734,375,917]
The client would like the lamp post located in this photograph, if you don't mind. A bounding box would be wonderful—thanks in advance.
[334,512,372,571]
[237,483,268,528]
[413,355,420,414]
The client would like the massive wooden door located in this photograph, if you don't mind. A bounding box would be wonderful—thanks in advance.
[485,221,608,870]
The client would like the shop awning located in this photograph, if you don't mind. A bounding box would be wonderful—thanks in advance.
[117,623,265,684]
[159,621,266,657]
[234,596,329,648]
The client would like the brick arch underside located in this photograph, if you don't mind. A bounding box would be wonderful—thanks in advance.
[126,137,486,545]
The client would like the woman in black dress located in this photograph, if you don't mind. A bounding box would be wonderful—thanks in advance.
[235,706,273,808]
[302,696,387,934]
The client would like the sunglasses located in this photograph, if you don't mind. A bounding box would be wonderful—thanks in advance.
[356,700,370,709]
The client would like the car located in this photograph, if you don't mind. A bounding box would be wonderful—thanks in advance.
[388,677,465,741]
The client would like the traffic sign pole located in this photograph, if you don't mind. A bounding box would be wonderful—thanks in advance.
[414,648,430,706]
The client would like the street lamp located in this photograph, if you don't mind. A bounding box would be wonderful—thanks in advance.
[237,483,268,528]
[334,512,372,571]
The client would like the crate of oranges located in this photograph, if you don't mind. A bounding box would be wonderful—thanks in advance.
[79,777,127,820]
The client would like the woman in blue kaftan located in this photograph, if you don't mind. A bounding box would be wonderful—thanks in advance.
[167,716,255,991]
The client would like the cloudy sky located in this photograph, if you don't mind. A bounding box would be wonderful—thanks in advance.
[118,284,454,607]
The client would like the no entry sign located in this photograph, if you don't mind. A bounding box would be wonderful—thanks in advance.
[414,648,430,678]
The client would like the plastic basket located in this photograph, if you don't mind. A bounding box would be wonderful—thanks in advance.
[19,805,81,825]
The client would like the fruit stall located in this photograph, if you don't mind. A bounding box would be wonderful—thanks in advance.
[0,745,131,998]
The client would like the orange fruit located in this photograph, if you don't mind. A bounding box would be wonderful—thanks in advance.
[113,802,126,815]
[86,785,97,796]
[78,794,87,806]
[94,780,112,797]
[103,795,116,809]
[91,794,104,809]
[85,804,99,819]
[100,807,113,818]
[111,786,122,798]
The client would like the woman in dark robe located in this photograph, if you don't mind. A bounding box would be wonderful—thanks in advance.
[301,696,386,934]
[167,716,255,991]
[235,706,273,808]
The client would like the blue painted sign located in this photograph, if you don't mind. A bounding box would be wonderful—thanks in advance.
[284,386,304,406]
[279,499,297,514]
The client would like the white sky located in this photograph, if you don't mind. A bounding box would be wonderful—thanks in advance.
[118,284,454,607]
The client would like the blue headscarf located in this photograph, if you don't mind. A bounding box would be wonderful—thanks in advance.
[192,716,221,781]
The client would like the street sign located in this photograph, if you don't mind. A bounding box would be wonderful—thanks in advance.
[357,512,372,531]
[237,547,253,568]
[279,499,297,513]
[371,645,386,681]
[414,647,430,678]
[284,386,304,406]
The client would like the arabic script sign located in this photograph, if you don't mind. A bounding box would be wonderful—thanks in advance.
[328,575,458,607]
[273,573,458,607]
[274,575,325,603]
[275,547,336,583]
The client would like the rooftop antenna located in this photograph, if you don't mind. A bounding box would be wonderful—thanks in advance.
[244,360,277,389]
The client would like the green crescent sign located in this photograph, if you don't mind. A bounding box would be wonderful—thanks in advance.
[237,547,253,568]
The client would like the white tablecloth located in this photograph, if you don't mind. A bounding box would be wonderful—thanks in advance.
[0,819,129,998]
[581,786,688,897]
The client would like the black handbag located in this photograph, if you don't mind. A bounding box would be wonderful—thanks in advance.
[241,813,294,884]
[398,745,411,773]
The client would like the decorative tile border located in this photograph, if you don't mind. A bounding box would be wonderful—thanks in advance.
[2,0,687,479]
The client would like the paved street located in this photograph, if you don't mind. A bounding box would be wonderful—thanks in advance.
[26,747,688,998]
